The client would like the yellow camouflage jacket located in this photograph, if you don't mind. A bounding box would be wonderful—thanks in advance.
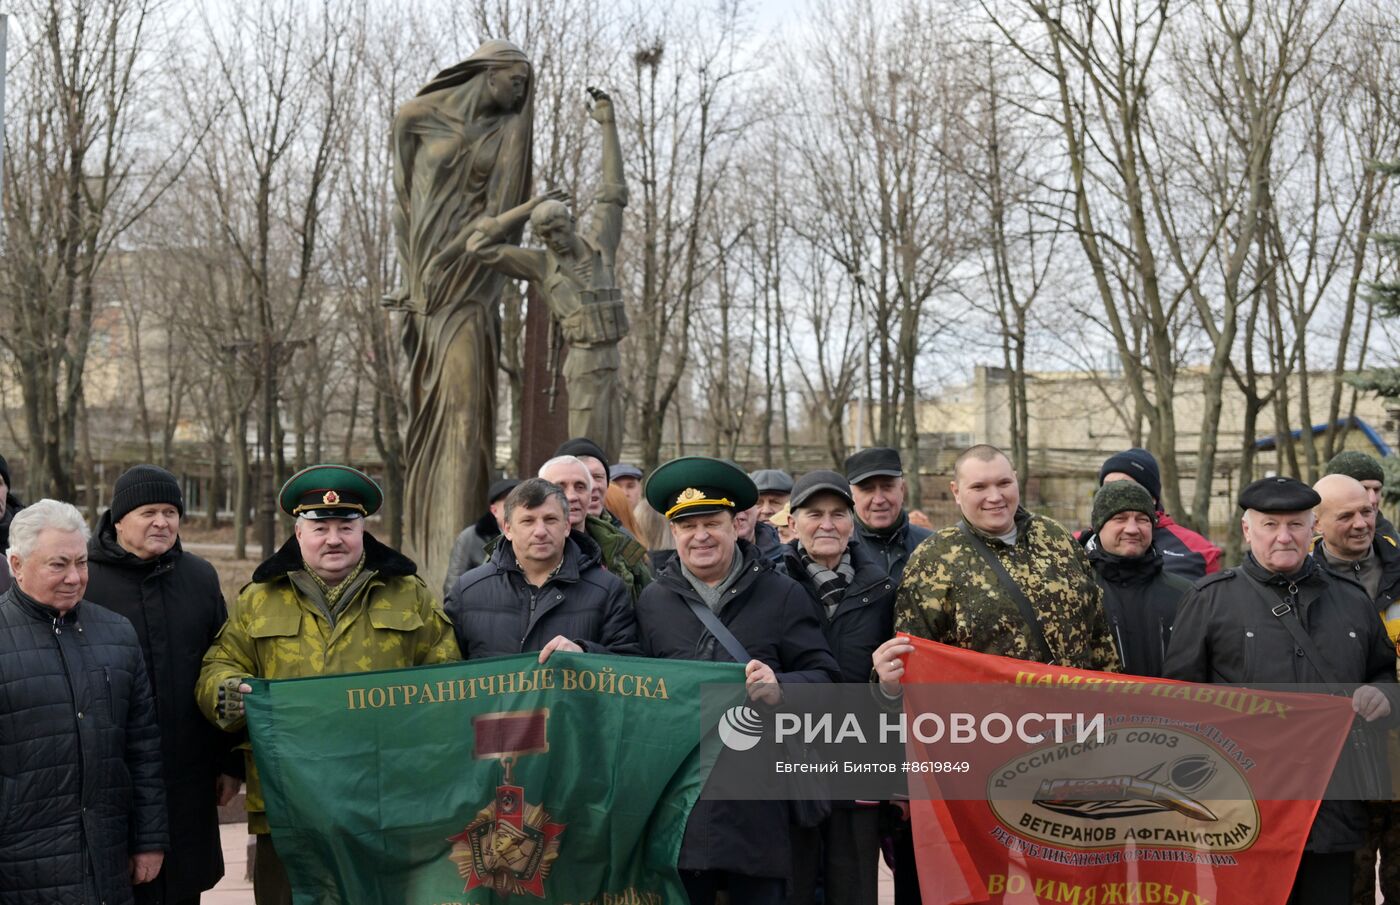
[895,508,1120,671]
[197,533,459,833]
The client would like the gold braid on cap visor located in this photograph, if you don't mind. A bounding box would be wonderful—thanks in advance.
[664,495,735,520]
[291,501,368,516]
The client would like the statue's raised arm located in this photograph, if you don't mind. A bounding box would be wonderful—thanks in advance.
[465,87,631,461]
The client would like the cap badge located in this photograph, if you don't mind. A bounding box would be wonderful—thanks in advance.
[323,490,341,505]
[677,487,705,504]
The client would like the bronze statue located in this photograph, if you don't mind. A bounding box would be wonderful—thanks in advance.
[466,87,630,461]
[387,40,535,589]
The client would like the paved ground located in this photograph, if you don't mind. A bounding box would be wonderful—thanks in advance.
[200,822,899,903]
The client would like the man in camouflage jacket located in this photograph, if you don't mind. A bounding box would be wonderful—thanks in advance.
[877,445,1119,673]
[197,465,458,905]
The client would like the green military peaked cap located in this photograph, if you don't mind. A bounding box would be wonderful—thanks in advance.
[279,464,383,520]
[645,456,758,521]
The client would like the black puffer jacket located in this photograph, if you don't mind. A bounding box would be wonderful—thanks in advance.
[1087,544,1191,678]
[635,541,839,879]
[780,538,895,683]
[0,493,24,594]
[85,512,236,902]
[0,585,168,904]
[446,531,640,659]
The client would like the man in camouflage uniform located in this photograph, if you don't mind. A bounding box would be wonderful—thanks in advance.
[197,465,459,905]
[874,444,1119,674]
[872,445,1117,904]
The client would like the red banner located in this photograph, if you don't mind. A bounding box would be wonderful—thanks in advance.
[900,634,1355,905]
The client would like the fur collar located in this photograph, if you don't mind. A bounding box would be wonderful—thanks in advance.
[252,530,417,583]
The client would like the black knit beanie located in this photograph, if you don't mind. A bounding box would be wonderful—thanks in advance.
[111,465,184,523]
[555,437,610,483]
[1098,448,1162,508]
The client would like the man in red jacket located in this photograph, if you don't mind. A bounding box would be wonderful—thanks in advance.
[1086,448,1221,581]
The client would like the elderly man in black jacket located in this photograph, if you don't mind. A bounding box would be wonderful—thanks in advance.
[446,478,639,660]
[1,498,168,905]
[1164,476,1400,905]
[84,465,241,905]
[780,470,894,905]
[634,457,839,905]
[1084,480,1191,678]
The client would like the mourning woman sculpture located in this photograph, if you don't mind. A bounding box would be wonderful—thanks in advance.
[388,40,534,588]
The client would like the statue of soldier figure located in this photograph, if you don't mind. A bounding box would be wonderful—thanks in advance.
[467,87,630,461]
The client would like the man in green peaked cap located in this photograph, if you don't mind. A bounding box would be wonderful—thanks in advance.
[634,457,838,903]
[197,464,459,905]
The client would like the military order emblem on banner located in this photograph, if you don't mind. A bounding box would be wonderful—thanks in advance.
[244,653,745,904]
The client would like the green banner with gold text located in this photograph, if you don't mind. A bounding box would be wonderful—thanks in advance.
[245,652,744,904]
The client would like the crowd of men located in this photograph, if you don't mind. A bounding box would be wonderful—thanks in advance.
[2,438,1399,905]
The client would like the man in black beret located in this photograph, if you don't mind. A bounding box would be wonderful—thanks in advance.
[442,477,519,597]
[844,447,931,583]
[1165,476,1400,904]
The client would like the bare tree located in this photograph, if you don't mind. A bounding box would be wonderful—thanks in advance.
[1,0,190,501]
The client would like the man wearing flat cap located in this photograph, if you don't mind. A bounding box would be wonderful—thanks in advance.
[633,456,838,904]
[443,477,519,596]
[779,469,893,905]
[610,462,644,511]
[844,447,931,583]
[1164,475,1400,904]
[197,464,459,905]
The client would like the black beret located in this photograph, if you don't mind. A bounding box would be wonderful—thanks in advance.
[845,447,903,484]
[1238,476,1321,513]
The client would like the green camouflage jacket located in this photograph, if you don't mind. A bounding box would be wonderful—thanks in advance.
[584,514,652,602]
[196,533,459,833]
[894,508,1120,671]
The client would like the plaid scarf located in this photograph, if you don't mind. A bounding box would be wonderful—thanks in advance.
[305,555,367,612]
[800,546,854,618]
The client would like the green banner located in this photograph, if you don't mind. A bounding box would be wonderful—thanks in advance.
[245,652,745,905]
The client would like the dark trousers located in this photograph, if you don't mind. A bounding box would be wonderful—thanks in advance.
[878,804,921,904]
[254,834,293,905]
[683,870,785,905]
[1353,801,1400,905]
[1290,851,1355,905]
[789,807,881,905]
